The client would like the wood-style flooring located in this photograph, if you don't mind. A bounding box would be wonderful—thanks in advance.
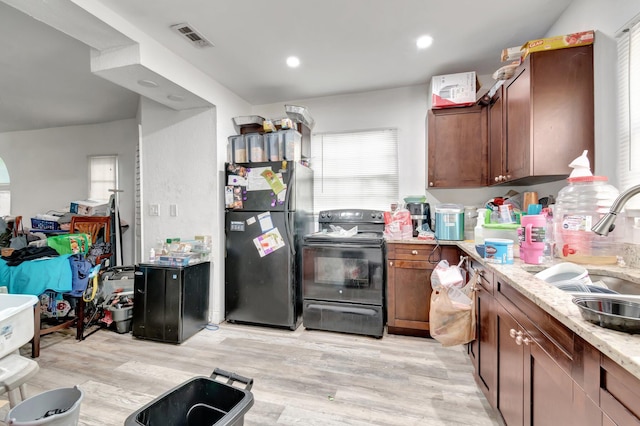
[1,323,500,425]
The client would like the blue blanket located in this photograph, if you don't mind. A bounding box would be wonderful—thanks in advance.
[0,255,72,295]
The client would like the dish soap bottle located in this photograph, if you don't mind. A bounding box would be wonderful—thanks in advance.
[475,208,486,245]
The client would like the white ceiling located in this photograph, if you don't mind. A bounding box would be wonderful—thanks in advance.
[0,0,575,133]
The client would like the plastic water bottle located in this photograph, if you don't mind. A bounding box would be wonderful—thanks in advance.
[542,206,555,263]
[149,248,156,262]
[554,176,620,264]
[474,208,486,245]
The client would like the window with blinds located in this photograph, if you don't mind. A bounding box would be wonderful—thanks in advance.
[617,14,640,202]
[0,157,10,216]
[88,155,118,202]
[310,128,398,214]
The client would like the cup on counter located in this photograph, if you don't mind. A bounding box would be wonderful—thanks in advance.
[523,192,539,213]
[527,203,542,215]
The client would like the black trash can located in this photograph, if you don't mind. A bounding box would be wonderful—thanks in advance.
[124,369,254,426]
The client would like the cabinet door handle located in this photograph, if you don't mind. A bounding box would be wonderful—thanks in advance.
[521,337,532,346]
[389,261,393,267]
[411,250,418,255]
[509,329,523,339]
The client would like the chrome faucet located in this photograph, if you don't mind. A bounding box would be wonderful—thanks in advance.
[592,184,640,236]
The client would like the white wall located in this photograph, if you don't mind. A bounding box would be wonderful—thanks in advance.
[0,118,138,262]
[139,98,226,322]
[252,2,640,217]
[545,0,640,189]
[253,86,567,217]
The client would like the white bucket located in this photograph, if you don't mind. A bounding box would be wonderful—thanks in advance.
[534,262,592,289]
[6,386,83,426]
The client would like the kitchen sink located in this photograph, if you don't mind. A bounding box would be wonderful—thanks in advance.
[588,274,640,296]
[525,267,640,299]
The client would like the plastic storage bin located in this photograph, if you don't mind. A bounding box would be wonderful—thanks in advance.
[108,305,133,334]
[264,132,284,161]
[125,369,254,426]
[554,176,620,264]
[228,135,246,163]
[0,294,38,359]
[245,133,265,162]
[280,129,301,161]
[483,223,520,257]
[5,386,83,426]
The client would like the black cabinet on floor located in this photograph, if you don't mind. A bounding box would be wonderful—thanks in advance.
[132,261,210,343]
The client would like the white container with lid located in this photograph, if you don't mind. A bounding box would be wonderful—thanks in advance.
[553,175,620,264]
[484,238,514,264]
[435,204,464,241]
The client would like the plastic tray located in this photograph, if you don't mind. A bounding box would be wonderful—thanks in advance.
[125,369,254,426]
[285,105,315,130]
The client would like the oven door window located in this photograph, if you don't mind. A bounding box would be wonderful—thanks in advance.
[316,257,369,287]
[302,245,384,304]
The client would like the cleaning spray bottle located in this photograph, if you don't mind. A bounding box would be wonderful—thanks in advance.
[475,208,486,245]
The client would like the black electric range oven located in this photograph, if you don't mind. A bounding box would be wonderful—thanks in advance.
[301,209,386,338]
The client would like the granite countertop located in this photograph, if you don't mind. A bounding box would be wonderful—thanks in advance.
[385,238,640,380]
[458,240,640,381]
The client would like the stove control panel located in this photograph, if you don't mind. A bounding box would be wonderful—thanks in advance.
[318,209,385,224]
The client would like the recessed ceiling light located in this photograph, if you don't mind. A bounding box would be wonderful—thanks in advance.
[167,94,185,102]
[416,35,434,50]
[138,79,159,88]
[286,56,300,68]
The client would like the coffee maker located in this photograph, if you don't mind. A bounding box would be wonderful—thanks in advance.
[406,202,431,237]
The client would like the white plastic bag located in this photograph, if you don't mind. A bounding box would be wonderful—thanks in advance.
[430,260,465,290]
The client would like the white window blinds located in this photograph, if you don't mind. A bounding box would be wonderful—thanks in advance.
[0,157,10,216]
[618,16,640,200]
[310,128,398,213]
[89,155,118,202]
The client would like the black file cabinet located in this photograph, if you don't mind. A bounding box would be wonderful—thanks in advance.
[132,261,210,343]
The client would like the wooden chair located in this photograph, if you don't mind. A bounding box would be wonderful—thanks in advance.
[32,216,112,358]
[69,215,112,266]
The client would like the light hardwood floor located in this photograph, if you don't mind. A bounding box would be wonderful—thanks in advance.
[2,324,500,425]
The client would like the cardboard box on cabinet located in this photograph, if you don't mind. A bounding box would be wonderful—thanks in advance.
[431,71,481,109]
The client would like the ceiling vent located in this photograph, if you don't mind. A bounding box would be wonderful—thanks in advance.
[170,23,214,48]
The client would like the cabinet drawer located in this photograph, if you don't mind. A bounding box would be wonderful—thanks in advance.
[389,245,434,260]
[495,278,573,374]
[469,258,493,294]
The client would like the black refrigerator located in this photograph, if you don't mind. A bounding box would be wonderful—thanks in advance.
[224,161,313,330]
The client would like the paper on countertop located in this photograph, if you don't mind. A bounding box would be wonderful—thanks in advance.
[326,225,358,237]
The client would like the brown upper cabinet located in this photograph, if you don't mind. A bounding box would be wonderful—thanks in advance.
[427,105,488,188]
[490,44,595,185]
[429,44,595,188]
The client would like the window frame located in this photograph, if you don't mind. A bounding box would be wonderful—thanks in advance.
[310,128,399,215]
[88,155,118,202]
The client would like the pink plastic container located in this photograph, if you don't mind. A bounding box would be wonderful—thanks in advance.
[520,214,545,265]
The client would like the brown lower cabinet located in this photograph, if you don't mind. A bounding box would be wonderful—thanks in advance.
[468,267,640,425]
[467,258,497,407]
[385,244,460,336]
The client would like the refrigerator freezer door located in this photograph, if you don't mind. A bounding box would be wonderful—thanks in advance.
[225,161,292,212]
[225,211,299,329]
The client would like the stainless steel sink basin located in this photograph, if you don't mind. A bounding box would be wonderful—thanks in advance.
[588,274,640,296]
[525,267,640,299]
